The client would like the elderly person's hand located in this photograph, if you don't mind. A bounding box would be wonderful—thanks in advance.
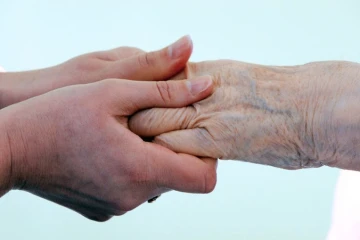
[130,60,360,170]
[0,75,216,221]
[0,36,192,108]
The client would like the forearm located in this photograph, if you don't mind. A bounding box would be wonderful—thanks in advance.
[313,90,360,171]
[299,61,360,170]
[0,67,59,109]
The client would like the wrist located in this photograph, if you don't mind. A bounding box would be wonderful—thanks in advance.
[0,105,38,195]
[0,109,15,196]
[0,103,38,195]
[0,98,60,192]
[0,67,59,109]
[0,72,9,109]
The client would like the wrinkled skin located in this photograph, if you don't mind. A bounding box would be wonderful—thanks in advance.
[130,60,360,170]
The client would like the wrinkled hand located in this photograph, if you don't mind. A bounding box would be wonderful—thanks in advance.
[0,75,216,221]
[0,36,192,108]
[130,60,360,170]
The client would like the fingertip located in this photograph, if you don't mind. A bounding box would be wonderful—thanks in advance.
[167,35,193,60]
[187,75,213,97]
[110,46,145,59]
[199,158,218,193]
[166,36,193,74]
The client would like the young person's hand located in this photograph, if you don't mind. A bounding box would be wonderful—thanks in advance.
[0,36,192,108]
[0,75,216,221]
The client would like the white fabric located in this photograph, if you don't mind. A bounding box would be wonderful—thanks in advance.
[327,170,360,240]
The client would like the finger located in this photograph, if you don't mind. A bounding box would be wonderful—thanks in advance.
[110,35,193,80]
[144,142,217,193]
[129,107,196,137]
[153,128,222,159]
[103,76,213,115]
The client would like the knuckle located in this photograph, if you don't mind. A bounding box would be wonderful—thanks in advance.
[127,165,151,186]
[155,81,172,103]
[98,79,118,93]
[180,107,197,129]
[116,46,143,56]
[137,53,153,67]
[93,79,127,112]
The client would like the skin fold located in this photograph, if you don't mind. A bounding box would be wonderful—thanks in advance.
[130,60,360,170]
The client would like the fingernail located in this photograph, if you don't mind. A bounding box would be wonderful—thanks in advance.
[168,35,192,59]
[187,76,212,96]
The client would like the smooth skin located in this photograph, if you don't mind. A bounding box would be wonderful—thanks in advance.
[0,35,193,109]
[130,60,360,171]
[0,36,217,221]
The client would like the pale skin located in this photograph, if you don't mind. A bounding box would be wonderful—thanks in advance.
[0,36,217,221]
[130,60,360,171]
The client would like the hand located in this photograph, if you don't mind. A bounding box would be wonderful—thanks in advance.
[0,75,216,221]
[0,35,193,108]
[130,60,360,170]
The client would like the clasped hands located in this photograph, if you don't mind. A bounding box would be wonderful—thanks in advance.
[1,36,360,221]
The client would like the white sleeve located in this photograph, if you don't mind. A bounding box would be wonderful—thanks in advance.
[327,170,360,240]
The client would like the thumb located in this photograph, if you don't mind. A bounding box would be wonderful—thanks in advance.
[115,35,193,81]
[107,76,213,115]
